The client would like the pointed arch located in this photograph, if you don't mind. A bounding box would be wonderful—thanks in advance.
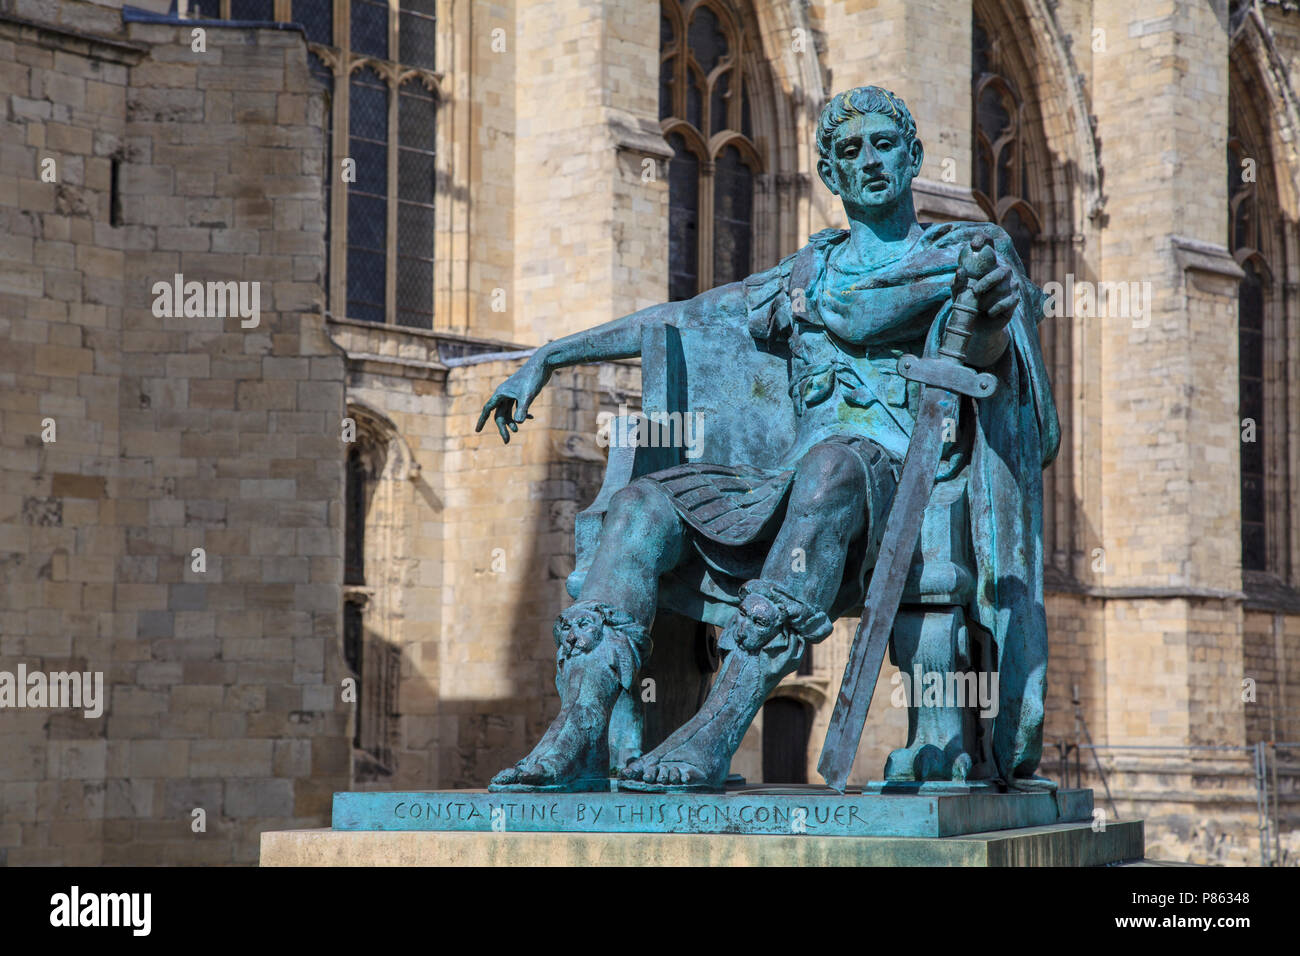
[972,0,1094,581]
[342,401,417,781]
[744,0,828,256]
[1229,24,1298,583]
[659,0,826,294]
[660,0,768,295]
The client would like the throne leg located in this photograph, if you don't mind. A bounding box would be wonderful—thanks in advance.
[885,606,978,783]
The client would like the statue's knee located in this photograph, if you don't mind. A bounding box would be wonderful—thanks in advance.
[791,442,867,513]
[607,479,675,531]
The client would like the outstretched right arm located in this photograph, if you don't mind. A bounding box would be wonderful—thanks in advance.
[476,282,746,443]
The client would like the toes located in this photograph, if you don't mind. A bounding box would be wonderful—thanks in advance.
[951,752,972,782]
[646,763,703,786]
[509,757,554,784]
[491,766,521,786]
[884,746,916,781]
[913,745,945,781]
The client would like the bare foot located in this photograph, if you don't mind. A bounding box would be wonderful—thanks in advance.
[490,601,649,792]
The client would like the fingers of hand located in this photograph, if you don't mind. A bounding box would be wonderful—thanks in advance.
[475,396,501,433]
[488,396,517,443]
[986,290,1019,321]
[970,264,1011,297]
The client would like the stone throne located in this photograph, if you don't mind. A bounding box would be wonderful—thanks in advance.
[564,312,999,786]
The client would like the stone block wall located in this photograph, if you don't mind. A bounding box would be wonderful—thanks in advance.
[0,12,350,865]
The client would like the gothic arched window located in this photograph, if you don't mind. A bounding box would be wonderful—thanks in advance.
[971,15,1041,277]
[971,1,1084,581]
[185,1,442,328]
[660,1,762,300]
[1228,124,1274,573]
[342,409,405,780]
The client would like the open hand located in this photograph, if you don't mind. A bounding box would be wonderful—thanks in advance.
[475,360,548,443]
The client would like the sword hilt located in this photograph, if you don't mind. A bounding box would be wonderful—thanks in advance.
[940,235,998,363]
[897,235,1000,399]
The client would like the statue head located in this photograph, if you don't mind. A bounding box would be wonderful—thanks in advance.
[816,86,924,215]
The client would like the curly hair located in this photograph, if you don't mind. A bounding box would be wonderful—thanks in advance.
[816,86,917,162]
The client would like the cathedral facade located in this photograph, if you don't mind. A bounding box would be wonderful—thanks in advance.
[1,0,1298,865]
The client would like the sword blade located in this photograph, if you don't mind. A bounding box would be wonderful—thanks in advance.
[817,384,959,791]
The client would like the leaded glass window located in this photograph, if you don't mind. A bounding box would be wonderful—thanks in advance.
[182,0,223,18]
[179,0,264,19]
[666,132,700,303]
[309,49,334,305]
[660,0,762,299]
[401,0,438,72]
[397,81,437,328]
[1228,127,1270,573]
[277,2,443,328]
[230,0,273,20]
[713,144,752,286]
[345,444,367,585]
[1239,260,1266,570]
[294,0,333,45]
[351,0,389,59]
[347,68,389,325]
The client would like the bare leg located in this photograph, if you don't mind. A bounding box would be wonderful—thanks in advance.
[579,478,689,622]
[490,479,689,791]
[622,442,870,790]
[760,440,869,607]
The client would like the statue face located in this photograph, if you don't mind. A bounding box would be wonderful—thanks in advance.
[818,112,922,213]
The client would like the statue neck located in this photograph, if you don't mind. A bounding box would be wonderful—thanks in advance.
[840,195,923,267]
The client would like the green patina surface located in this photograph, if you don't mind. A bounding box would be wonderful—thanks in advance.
[332,788,1094,839]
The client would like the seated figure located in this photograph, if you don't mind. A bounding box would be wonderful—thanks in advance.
[477,86,1059,794]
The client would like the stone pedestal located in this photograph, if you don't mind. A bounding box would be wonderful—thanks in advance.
[259,787,1144,866]
[261,820,1143,867]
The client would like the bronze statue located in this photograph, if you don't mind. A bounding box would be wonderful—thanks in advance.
[477,86,1059,794]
